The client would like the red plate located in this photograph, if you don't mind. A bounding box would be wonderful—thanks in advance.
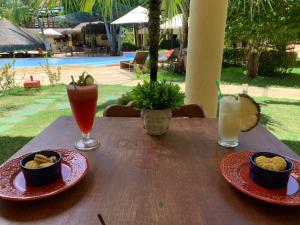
[0,149,88,201]
[220,151,300,206]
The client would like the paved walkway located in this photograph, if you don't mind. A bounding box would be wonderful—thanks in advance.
[14,65,300,100]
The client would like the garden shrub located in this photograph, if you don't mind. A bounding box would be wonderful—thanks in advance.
[131,80,185,110]
[121,40,137,51]
[134,64,149,78]
[222,48,246,67]
[0,60,16,93]
[40,63,61,85]
[258,50,297,76]
[118,91,134,105]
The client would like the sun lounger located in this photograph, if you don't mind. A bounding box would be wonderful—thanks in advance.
[120,51,149,71]
[159,49,178,64]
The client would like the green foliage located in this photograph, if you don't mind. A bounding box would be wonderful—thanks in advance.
[258,50,297,76]
[118,91,134,105]
[226,0,300,77]
[159,39,180,50]
[223,48,246,68]
[226,0,300,49]
[0,60,16,93]
[134,64,149,78]
[131,80,185,110]
[0,1,34,26]
[40,63,61,85]
[121,40,137,51]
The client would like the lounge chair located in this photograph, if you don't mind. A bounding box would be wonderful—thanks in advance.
[159,49,177,61]
[159,49,179,68]
[120,51,149,71]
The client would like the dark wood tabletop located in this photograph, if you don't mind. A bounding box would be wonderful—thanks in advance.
[1,116,300,225]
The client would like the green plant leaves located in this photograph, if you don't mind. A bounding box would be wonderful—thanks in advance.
[131,80,185,110]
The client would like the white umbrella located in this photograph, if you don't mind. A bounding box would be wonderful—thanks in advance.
[111,6,148,24]
[40,28,62,37]
[161,14,183,29]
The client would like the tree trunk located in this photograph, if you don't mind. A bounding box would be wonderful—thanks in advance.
[104,22,119,56]
[133,25,139,48]
[247,52,259,78]
[180,14,189,55]
[148,0,161,82]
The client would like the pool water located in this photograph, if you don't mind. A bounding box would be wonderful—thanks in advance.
[0,52,167,68]
[0,52,138,68]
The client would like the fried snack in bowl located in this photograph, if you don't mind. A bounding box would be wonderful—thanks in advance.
[250,152,293,189]
[255,155,287,172]
[24,160,40,169]
[20,150,62,186]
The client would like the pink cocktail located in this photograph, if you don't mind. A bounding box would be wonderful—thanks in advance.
[67,84,100,151]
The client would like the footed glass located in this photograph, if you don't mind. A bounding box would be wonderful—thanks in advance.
[67,84,100,151]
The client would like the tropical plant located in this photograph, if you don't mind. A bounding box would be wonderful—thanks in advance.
[0,60,16,93]
[118,91,134,105]
[131,80,185,110]
[40,60,61,85]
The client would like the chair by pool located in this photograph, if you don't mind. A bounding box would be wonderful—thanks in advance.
[120,51,149,71]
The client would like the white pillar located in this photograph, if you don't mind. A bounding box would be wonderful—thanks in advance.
[185,0,228,118]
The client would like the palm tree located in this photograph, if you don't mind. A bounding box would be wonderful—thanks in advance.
[147,0,161,81]
[0,1,33,27]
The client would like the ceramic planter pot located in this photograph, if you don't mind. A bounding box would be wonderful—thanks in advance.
[141,108,172,136]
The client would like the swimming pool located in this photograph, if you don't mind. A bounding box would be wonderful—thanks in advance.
[0,52,139,68]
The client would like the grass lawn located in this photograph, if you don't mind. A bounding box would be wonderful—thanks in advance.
[0,84,131,164]
[221,67,300,89]
[134,69,185,82]
[135,60,300,89]
[0,85,299,164]
[255,97,300,154]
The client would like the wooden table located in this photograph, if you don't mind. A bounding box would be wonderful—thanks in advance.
[1,117,300,225]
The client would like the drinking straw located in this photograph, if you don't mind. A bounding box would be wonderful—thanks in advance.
[216,80,223,99]
[71,75,77,89]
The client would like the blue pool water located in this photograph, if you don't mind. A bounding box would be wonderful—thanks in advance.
[0,52,139,68]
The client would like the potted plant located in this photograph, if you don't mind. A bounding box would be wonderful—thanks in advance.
[132,81,185,136]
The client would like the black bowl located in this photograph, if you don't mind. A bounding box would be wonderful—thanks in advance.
[250,152,293,189]
[20,150,62,187]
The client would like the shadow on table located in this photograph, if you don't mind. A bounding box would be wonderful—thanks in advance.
[259,114,282,133]
[219,183,300,224]
[0,135,92,223]
[0,136,33,164]
[0,169,91,223]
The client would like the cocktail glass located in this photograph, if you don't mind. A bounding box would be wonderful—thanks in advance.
[67,84,100,151]
[218,95,241,148]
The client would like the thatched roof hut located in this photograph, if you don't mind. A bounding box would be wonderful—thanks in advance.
[0,19,45,52]
[73,21,105,34]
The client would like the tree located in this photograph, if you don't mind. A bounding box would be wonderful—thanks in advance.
[0,0,34,27]
[148,0,161,81]
[226,0,300,78]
